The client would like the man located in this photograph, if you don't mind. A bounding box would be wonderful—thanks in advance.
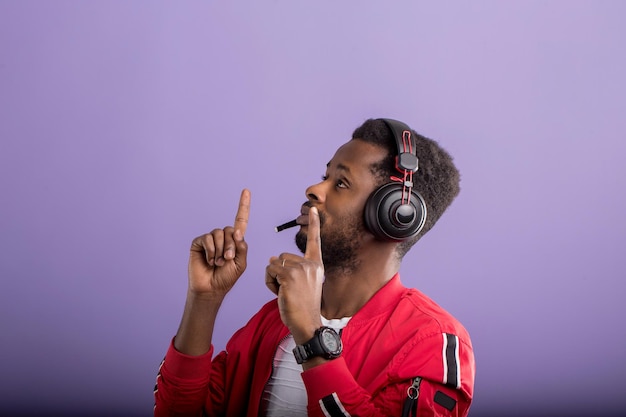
[154,118,475,416]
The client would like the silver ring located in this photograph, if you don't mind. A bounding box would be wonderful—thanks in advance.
[281,259,286,267]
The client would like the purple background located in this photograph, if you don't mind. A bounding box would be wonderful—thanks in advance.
[1,1,624,416]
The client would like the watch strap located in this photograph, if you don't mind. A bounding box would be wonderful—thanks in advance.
[293,326,341,364]
[293,330,325,364]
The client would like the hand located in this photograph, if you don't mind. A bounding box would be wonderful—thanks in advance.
[188,189,250,299]
[265,207,324,344]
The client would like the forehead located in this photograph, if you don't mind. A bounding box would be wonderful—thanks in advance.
[328,139,387,175]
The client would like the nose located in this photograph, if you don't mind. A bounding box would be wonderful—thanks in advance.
[305,179,327,204]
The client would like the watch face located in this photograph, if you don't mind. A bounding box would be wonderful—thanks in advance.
[321,328,340,352]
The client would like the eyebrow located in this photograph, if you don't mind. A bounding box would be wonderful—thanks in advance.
[326,161,352,174]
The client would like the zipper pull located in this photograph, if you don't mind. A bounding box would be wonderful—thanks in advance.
[401,377,422,417]
[408,376,422,400]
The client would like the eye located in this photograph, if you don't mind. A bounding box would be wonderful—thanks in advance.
[321,174,348,189]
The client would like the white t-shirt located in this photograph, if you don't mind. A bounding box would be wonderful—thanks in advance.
[262,316,351,416]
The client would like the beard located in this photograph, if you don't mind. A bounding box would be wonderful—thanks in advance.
[295,210,365,275]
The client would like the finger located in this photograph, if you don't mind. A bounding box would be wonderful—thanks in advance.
[265,256,285,277]
[234,189,251,237]
[266,256,281,272]
[211,228,225,266]
[190,234,215,266]
[222,226,236,260]
[304,206,322,261]
[265,263,280,295]
[276,253,299,269]
[232,228,248,266]
[203,235,216,266]
[270,254,293,269]
[265,279,279,295]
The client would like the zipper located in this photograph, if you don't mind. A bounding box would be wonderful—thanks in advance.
[258,333,292,414]
[401,377,422,417]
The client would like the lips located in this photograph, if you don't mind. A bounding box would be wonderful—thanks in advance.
[296,204,311,226]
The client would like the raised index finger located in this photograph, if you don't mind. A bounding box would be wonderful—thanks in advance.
[234,189,251,236]
[305,206,322,261]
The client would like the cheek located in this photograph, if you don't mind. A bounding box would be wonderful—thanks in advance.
[323,196,369,229]
[326,209,365,235]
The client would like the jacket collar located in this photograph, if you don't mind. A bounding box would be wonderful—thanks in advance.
[347,273,407,326]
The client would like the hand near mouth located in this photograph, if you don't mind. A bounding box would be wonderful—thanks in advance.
[265,206,325,346]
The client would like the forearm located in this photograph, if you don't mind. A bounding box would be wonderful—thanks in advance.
[154,340,216,417]
[303,358,390,416]
[174,291,224,356]
[302,359,470,417]
[155,293,228,416]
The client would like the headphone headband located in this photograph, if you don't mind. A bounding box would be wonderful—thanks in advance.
[380,118,419,173]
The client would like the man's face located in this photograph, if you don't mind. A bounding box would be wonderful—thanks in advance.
[295,139,386,273]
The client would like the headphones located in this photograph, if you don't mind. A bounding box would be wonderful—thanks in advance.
[363,118,427,242]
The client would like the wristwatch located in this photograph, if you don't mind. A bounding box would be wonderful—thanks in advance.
[293,326,343,364]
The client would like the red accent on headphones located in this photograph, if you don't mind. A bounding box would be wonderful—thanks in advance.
[399,130,415,206]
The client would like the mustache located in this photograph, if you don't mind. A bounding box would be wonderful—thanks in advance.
[302,201,326,226]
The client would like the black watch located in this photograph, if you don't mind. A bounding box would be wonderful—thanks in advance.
[293,326,343,364]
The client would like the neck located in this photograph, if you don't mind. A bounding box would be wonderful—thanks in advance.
[320,243,399,319]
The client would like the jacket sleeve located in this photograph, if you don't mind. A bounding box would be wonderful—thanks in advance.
[153,339,224,417]
[301,331,474,417]
[153,300,281,417]
[411,378,472,417]
[302,357,401,416]
[302,360,466,416]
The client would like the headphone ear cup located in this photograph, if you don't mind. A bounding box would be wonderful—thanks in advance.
[364,183,427,242]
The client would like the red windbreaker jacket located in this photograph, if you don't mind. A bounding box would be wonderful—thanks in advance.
[154,274,475,416]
